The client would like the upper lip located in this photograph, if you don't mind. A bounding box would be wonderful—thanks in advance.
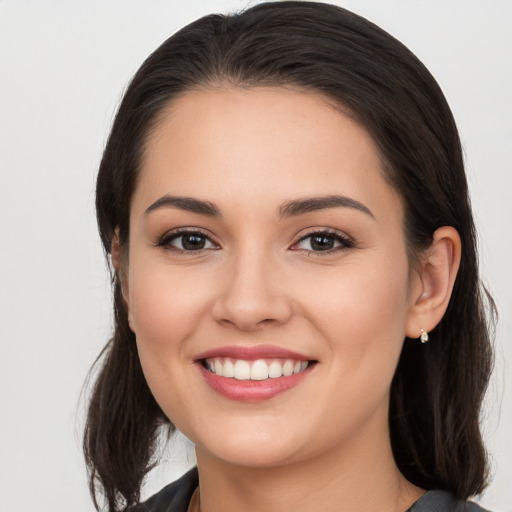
[194,344,314,362]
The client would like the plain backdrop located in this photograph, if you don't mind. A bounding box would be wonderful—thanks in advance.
[0,1,511,511]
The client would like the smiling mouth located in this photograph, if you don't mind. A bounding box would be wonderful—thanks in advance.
[202,357,314,380]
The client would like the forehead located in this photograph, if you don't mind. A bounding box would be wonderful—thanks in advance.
[134,87,402,221]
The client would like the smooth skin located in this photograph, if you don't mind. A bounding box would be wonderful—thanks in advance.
[113,87,461,512]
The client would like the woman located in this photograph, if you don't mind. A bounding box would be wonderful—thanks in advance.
[84,2,495,511]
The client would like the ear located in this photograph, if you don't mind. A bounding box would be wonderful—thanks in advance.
[405,226,461,339]
[111,231,135,332]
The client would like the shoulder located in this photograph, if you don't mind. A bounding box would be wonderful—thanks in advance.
[128,467,198,512]
[408,490,492,512]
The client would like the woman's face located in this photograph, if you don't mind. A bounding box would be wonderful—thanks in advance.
[123,87,422,468]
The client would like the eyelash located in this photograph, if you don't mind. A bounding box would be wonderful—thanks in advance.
[155,228,218,254]
[292,229,355,255]
[155,228,355,255]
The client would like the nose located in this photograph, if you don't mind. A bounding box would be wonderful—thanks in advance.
[212,250,294,332]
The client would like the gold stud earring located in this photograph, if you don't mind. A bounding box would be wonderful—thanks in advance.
[420,329,429,343]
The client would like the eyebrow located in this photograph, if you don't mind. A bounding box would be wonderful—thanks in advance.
[145,195,221,217]
[278,195,374,219]
[144,193,374,219]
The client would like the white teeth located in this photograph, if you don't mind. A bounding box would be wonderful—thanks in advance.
[233,360,251,380]
[250,359,269,380]
[282,360,294,376]
[204,357,310,380]
[223,359,235,378]
[268,360,283,378]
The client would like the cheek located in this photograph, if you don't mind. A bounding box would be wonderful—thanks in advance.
[126,261,214,418]
[127,259,211,360]
[303,254,411,377]
[308,257,408,329]
[298,259,410,439]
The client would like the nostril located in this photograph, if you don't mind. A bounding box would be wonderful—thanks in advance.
[211,278,294,330]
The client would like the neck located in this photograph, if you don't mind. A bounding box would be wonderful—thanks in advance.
[194,421,423,512]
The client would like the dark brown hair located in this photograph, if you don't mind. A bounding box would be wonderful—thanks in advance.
[84,2,495,510]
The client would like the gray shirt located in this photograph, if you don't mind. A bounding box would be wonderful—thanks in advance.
[130,467,491,512]
[407,490,490,512]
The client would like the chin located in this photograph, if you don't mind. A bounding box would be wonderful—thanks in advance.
[198,442,302,469]
[189,419,310,469]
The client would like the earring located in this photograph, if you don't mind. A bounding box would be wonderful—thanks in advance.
[420,329,429,343]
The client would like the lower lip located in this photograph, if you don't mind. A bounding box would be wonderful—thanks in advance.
[198,363,313,401]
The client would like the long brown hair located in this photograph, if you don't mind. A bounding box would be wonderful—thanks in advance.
[84,2,495,510]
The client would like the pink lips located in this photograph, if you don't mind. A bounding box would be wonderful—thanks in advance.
[195,344,315,402]
[194,344,311,362]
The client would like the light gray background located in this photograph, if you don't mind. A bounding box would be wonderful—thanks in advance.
[0,1,510,511]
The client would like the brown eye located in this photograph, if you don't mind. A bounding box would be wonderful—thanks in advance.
[294,231,354,253]
[180,233,207,250]
[158,230,217,252]
[309,234,336,251]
